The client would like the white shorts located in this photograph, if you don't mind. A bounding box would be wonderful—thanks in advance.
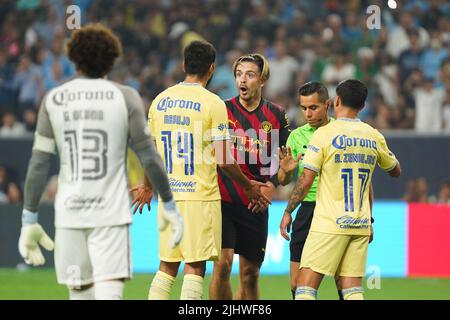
[54,225,132,287]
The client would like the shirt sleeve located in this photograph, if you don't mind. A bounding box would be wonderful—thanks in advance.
[279,109,291,147]
[33,93,57,154]
[147,99,156,140]
[302,130,324,173]
[209,99,230,141]
[375,130,398,172]
[286,132,297,159]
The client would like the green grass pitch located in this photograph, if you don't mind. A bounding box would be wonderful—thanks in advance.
[1,268,449,300]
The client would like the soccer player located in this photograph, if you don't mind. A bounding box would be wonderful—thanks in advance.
[17,24,183,300]
[282,79,401,300]
[134,41,270,300]
[278,81,334,298]
[209,53,291,300]
[278,81,375,300]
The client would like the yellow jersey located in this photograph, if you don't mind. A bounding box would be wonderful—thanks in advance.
[302,118,398,235]
[148,82,230,201]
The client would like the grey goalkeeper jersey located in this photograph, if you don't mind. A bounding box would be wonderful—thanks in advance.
[34,78,156,228]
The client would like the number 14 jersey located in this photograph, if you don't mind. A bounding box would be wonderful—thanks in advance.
[148,83,230,201]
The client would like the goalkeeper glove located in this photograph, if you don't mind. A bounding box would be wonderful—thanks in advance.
[160,199,184,248]
[18,210,54,266]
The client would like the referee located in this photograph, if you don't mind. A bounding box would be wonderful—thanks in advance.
[278,82,338,299]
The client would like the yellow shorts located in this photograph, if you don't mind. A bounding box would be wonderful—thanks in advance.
[158,200,221,263]
[300,231,369,277]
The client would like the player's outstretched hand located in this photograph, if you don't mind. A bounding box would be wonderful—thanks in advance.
[248,181,275,213]
[244,180,272,212]
[160,200,184,248]
[130,184,153,214]
[279,212,292,241]
[279,146,302,174]
[18,223,54,266]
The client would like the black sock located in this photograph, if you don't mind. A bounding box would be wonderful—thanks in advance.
[292,289,296,300]
[338,289,344,300]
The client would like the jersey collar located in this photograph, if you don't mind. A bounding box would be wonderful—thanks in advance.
[337,117,361,122]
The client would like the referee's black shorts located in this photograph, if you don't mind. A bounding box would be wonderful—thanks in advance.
[290,201,315,263]
[221,201,268,264]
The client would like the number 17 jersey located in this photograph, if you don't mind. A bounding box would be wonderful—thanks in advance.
[302,118,398,236]
[148,83,230,201]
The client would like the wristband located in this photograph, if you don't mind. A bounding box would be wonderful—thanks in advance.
[22,209,38,225]
[371,217,375,224]
[162,199,177,212]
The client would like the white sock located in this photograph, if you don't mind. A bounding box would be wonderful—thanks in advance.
[69,286,95,300]
[95,280,124,300]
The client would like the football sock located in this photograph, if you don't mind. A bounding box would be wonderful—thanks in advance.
[148,271,175,300]
[338,289,344,300]
[180,274,204,300]
[342,287,364,300]
[68,286,95,300]
[295,286,317,300]
[291,289,296,300]
[95,280,124,300]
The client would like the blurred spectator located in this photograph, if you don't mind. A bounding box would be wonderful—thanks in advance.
[0,112,27,137]
[209,49,241,100]
[411,75,446,133]
[0,49,15,107]
[22,109,37,132]
[398,29,423,84]
[444,93,450,133]
[42,29,75,90]
[321,53,356,96]
[403,177,430,203]
[386,12,430,59]
[0,165,22,204]
[355,47,377,86]
[11,55,44,115]
[265,40,300,99]
[420,33,449,81]
[437,180,450,204]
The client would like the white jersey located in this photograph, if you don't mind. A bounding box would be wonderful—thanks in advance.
[35,78,145,228]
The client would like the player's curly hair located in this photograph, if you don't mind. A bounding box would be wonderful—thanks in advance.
[232,53,270,82]
[67,23,122,78]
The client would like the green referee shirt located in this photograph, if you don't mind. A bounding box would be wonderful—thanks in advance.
[286,118,334,202]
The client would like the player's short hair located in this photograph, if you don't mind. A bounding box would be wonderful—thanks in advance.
[232,53,270,82]
[67,23,122,78]
[183,41,216,77]
[336,79,368,110]
[298,81,329,103]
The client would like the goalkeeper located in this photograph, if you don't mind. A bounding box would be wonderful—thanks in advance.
[18,24,183,300]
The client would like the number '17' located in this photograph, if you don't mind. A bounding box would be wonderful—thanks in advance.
[341,168,370,212]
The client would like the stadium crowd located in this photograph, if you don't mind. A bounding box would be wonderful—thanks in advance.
[0,0,449,203]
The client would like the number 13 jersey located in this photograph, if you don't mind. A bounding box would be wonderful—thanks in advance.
[35,78,153,228]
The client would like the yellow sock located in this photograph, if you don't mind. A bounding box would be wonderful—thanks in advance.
[295,286,317,300]
[342,287,364,300]
[180,274,204,300]
[148,271,175,300]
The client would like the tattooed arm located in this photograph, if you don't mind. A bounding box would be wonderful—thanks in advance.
[284,168,317,215]
[280,168,317,240]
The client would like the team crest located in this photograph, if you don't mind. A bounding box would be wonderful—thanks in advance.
[261,121,272,133]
